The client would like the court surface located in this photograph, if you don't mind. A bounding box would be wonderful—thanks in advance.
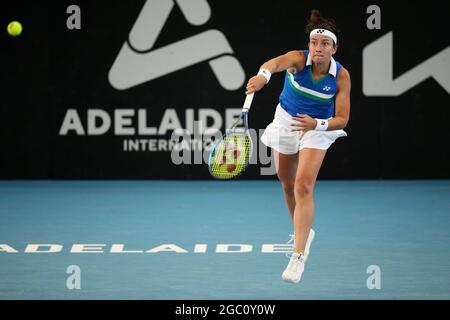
[1,180,449,299]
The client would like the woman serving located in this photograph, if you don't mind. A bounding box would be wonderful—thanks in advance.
[246,10,351,284]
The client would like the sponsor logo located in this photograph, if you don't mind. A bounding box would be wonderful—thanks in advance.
[363,32,450,96]
[108,0,245,91]
[0,243,294,254]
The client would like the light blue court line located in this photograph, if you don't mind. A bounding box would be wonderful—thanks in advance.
[0,180,449,299]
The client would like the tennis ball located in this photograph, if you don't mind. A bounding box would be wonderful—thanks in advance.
[7,21,22,36]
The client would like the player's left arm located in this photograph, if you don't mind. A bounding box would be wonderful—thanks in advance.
[327,67,351,130]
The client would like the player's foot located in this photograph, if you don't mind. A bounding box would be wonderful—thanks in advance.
[281,252,306,283]
[287,229,315,261]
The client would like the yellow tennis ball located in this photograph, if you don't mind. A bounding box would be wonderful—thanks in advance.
[7,21,23,36]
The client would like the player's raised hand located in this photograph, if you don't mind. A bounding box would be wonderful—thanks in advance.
[245,75,267,94]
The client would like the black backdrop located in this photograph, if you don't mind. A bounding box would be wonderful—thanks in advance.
[1,0,449,179]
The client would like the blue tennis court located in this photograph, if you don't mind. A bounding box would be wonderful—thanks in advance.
[1,180,449,299]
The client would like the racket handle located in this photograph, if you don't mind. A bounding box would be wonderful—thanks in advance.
[242,92,255,112]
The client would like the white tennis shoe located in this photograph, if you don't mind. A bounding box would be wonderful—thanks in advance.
[287,229,315,261]
[282,252,306,283]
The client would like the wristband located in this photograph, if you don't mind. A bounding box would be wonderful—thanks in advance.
[257,68,271,83]
[315,119,329,131]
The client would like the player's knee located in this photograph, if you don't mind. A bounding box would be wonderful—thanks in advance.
[277,171,295,195]
[294,180,313,199]
[280,181,295,196]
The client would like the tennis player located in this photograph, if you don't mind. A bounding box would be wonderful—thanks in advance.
[245,10,351,283]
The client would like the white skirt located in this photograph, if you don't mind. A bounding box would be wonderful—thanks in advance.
[260,104,347,155]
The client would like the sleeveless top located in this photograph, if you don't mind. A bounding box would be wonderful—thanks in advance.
[279,50,343,118]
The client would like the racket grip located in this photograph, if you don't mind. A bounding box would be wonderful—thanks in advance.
[242,92,255,112]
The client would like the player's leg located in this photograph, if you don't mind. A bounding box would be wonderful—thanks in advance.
[282,147,326,283]
[273,150,298,221]
[293,147,327,255]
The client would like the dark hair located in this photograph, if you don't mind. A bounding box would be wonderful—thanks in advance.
[305,10,341,47]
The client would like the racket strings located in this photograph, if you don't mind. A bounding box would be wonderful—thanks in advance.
[209,133,251,179]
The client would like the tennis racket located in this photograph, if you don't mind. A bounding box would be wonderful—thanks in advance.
[208,93,255,179]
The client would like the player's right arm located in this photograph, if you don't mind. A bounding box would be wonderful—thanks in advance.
[245,50,305,94]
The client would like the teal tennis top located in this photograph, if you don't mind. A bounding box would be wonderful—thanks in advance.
[279,50,343,118]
